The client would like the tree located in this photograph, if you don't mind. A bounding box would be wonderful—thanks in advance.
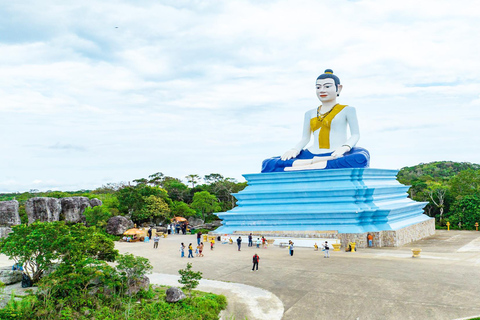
[427,182,449,222]
[204,173,224,184]
[84,205,112,228]
[148,172,165,186]
[190,191,221,220]
[0,222,118,283]
[178,262,202,297]
[162,177,190,202]
[116,185,172,223]
[449,169,480,199]
[139,195,171,224]
[185,174,200,188]
[116,253,152,288]
[171,201,196,218]
[447,195,480,230]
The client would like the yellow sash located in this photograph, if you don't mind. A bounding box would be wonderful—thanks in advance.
[310,104,347,149]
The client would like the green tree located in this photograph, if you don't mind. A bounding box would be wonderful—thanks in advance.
[162,177,190,202]
[185,174,201,188]
[178,262,202,297]
[190,191,221,220]
[116,185,172,223]
[0,222,118,283]
[138,195,171,224]
[449,169,480,199]
[84,206,112,228]
[116,253,153,286]
[447,195,480,230]
[171,201,196,218]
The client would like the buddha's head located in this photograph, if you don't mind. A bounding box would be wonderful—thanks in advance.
[316,69,343,103]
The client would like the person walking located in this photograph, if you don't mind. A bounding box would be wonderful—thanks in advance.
[323,241,330,258]
[248,233,253,247]
[262,236,267,249]
[153,234,160,249]
[289,240,294,256]
[180,243,186,258]
[252,253,260,271]
[199,242,204,257]
[256,238,261,248]
[237,236,242,251]
[188,243,194,258]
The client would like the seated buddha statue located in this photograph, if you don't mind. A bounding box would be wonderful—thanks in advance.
[261,69,370,173]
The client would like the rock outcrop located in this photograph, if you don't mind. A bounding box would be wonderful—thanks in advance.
[0,266,23,285]
[60,197,91,223]
[0,200,21,226]
[0,227,12,238]
[165,286,186,303]
[126,276,150,295]
[188,217,204,227]
[106,216,134,235]
[89,198,103,207]
[26,197,61,224]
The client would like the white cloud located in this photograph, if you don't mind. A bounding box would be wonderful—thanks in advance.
[1,0,480,192]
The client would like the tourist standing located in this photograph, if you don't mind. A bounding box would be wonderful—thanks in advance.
[289,240,294,256]
[197,231,202,245]
[323,241,330,258]
[256,238,261,248]
[147,227,153,239]
[180,243,185,258]
[199,242,204,257]
[153,234,160,249]
[248,233,253,247]
[252,253,260,271]
[188,243,194,258]
[367,233,373,247]
[237,236,242,251]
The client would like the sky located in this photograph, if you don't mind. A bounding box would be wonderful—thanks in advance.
[1,0,480,193]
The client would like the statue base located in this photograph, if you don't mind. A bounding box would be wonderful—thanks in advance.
[215,168,435,247]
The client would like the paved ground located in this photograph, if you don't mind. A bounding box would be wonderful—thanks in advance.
[1,230,480,319]
[115,230,480,320]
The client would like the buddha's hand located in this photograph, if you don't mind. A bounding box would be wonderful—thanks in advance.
[331,145,351,158]
[281,148,300,160]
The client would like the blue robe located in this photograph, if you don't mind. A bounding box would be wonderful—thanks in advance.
[261,147,370,173]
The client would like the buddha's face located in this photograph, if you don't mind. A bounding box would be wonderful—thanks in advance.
[316,78,342,103]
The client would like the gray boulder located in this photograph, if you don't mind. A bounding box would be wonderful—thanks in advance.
[106,216,134,235]
[89,198,102,207]
[188,217,204,227]
[0,227,12,238]
[211,220,222,227]
[60,197,91,223]
[0,200,21,226]
[126,275,150,295]
[26,197,61,224]
[0,266,23,285]
[165,286,186,303]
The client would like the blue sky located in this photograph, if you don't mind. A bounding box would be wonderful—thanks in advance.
[1,0,480,193]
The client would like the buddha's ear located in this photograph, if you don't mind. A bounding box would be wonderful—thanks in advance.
[337,84,343,96]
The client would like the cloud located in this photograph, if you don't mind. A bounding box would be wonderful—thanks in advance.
[1,0,480,193]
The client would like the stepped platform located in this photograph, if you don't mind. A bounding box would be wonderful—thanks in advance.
[215,168,435,247]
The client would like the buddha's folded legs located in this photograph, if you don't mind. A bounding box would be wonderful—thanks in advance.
[261,147,370,173]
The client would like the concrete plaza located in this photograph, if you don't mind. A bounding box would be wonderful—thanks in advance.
[116,230,480,320]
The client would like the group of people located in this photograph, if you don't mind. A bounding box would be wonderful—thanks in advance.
[166,222,188,235]
[180,242,204,258]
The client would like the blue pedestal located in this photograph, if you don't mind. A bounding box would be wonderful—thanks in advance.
[216,168,431,235]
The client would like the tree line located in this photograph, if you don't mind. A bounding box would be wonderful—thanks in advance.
[397,161,480,229]
[0,172,247,227]
[1,161,479,230]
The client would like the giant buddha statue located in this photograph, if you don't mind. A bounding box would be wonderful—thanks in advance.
[262,69,370,173]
